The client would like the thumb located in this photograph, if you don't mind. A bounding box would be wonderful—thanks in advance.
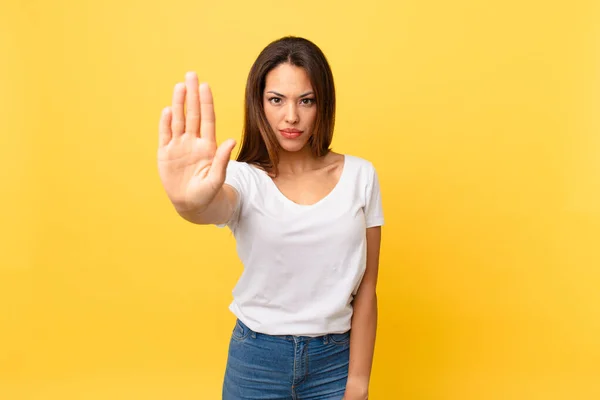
[209,139,236,184]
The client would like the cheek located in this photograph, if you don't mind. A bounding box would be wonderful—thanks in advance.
[263,104,280,125]
[302,108,317,126]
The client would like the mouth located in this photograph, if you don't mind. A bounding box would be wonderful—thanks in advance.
[279,129,303,139]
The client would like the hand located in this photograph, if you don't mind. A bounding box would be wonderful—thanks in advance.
[342,379,369,400]
[157,72,236,213]
[342,390,368,400]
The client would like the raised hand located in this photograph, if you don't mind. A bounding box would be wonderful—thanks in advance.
[158,72,236,213]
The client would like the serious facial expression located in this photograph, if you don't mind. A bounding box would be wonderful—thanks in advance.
[263,63,317,153]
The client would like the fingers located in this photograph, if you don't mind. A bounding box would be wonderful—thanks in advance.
[158,106,172,147]
[170,73,211,139]
[199,83,216,142]
[185,72,200,136]
[171,82,186,137]
[209,139,236,183]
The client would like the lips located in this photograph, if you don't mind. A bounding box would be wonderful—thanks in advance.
[279,129,303,139]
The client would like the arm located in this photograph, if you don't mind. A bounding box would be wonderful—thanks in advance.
[175,184,238,225]
[344,226,382,399]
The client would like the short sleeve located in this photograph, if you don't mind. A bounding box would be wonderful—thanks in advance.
[364,164,384,228]
[216,160,246,230]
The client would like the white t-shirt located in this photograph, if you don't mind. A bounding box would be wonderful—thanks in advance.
[218,154,384,337]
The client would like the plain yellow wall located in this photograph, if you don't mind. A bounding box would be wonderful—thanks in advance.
[2,0,599,398]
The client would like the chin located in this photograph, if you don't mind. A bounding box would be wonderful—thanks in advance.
[276,135,310,153]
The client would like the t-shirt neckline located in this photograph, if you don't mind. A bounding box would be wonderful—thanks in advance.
[260,154,349,209]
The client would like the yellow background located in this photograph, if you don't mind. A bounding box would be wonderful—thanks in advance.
[1,0,599,398]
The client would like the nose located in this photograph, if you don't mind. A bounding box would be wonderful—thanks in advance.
[285,103,299,124]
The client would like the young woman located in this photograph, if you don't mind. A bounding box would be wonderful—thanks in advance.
[158,36,383,400]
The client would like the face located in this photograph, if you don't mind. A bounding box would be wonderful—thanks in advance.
[263,63,317,153]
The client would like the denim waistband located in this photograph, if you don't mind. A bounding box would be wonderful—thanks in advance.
[235,318,350,344]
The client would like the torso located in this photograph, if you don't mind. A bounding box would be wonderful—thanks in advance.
[220,153,383,336]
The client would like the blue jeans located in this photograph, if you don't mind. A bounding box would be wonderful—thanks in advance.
[222,318,350,400]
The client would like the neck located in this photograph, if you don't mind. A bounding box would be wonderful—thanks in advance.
[276,145,319,175]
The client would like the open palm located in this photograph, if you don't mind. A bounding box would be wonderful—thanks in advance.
[157,72,235,213]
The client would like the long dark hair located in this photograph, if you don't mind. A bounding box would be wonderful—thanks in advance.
[236,36,336,176]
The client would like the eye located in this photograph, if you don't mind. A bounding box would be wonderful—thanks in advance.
[300,98,315,106]
[268,97,282,105]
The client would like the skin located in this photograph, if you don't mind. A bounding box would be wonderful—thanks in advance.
[158,68,381,399]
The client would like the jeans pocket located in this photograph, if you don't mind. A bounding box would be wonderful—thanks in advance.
[328,331,350,345]
[231,319,251,342]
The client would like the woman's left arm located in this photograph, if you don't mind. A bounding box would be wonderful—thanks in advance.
[344,226,382,400]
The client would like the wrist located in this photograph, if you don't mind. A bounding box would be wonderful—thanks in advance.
[171,194,209,215]
[174,203,206,215]
[346,376,369,396]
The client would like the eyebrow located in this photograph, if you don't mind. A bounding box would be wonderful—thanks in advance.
[266,91,314,98]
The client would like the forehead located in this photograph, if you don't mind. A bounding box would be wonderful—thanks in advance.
[264,63,313,91]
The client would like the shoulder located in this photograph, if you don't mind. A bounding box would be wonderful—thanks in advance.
[341,154,382,199]
[224,159,268,193]
[226,160,264,176]
[342,154,378,175]
[226,159,250,170]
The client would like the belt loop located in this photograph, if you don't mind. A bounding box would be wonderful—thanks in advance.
[323,334,329,344]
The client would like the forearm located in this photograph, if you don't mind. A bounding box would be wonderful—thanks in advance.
[175,185,235,225]
[347,290,378,395]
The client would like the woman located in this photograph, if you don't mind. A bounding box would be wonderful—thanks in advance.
[157,36,383,400]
